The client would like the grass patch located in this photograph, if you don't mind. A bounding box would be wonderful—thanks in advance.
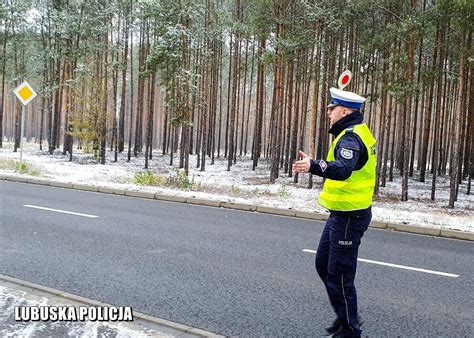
[0,159,17,170]
[231,184,242,196]
[250,187,273,197]
[167,168,200,190]
[134,171,166,186]
[278,184,291,198]
[0,159,41,176]
[134,168,201,190]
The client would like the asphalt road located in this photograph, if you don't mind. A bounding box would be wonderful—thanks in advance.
[1,180,473,336]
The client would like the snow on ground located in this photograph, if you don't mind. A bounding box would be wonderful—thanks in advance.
[0,285,172,337]
[1,141,473,233]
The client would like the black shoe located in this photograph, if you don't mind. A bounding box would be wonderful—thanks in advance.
[330,328,344,338]
[325,318,341,335]
[325,314,362,335]
[331,328,362,338]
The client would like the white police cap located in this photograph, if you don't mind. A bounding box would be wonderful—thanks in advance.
[327,87,366,110]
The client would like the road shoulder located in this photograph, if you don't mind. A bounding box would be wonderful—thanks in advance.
[0,274,222,338]
[1,175,473,242]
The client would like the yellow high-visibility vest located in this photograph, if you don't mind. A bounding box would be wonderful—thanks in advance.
[318,123,376,211]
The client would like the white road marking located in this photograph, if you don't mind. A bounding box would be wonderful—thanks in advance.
[302,249,459,278]
[23,205,99,218]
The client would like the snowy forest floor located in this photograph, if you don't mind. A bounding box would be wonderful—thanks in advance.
[1,141,473,233]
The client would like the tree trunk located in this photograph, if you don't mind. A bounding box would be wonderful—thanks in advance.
[100,21,109,164]
[145,74,155,169]
[119,4,130,153]
[127,0,134,162]
[420,24,439,182]
[401,0,415,201]
[0,20,7,148]
[449,44,466,207]
[308,23,321,188]
[285,62,294,175]
[252,38,265,171]
[430,22,446,200]
[227,0,240,171]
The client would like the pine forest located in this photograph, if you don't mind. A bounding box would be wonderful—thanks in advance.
[0,0,472,208]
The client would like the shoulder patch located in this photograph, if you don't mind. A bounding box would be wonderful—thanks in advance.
[319,160,328,172]
[340,148,354,160]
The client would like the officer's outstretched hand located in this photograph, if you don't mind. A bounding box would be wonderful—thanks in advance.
[292,151,311,173]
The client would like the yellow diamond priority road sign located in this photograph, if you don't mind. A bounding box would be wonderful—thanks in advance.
[14,81,37,106]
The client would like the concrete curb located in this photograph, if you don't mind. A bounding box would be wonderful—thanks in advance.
[220,202,256,211]
[186,197,222,207]
[50,181,73,189]
[295,211,328,221]
[3,175,28,183]
[72,184,98,192]
[440,229,474,241]
[1,174,472,242]
[98,186,126,195]
[155,193,187,203]
[370,220,388,229]
[387,222,441,236]
[256,206,296,217]
[27,177,50,186]
[125,190,155,199]
[0,274,223,338]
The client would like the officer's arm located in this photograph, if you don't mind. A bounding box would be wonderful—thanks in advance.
[309,134,361,181]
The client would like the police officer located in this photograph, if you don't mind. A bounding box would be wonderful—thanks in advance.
[293,87,376,338]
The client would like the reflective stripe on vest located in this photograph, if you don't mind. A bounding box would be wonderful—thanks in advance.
[318,123,376,211]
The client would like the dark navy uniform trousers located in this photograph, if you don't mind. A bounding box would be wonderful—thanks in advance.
[315,209,371,337]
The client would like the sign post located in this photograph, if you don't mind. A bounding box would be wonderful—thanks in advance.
[13,81,37,164]
[337,70,352,90]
